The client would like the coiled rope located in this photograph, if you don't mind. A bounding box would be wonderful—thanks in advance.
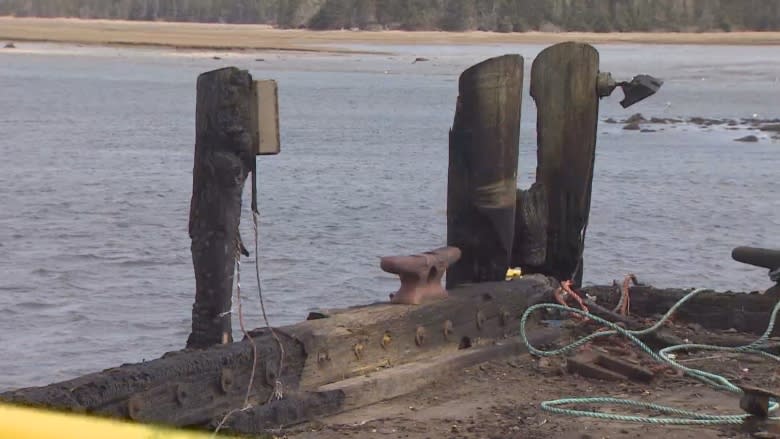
[520,288,780,425]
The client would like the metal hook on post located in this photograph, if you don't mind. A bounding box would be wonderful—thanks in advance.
[597,72,664,108]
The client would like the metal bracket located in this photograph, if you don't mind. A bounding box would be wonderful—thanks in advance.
[597,72,663,108]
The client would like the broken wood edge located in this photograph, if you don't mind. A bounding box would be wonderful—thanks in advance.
[215,327,561,434]
[583,285,780,337]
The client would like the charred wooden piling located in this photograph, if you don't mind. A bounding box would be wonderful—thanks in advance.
[511,42,600,286]
[187,67,256,349]
[447,54,523,289]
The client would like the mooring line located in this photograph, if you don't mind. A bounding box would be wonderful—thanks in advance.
[211,236,259,438]
[520,287,780,425]
[253,210,285,402]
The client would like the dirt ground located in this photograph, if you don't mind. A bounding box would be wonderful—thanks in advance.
[283,327,780,439]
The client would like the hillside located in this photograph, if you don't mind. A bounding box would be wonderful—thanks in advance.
[1,0,779,32]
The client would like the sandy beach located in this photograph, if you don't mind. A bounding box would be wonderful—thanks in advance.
[3,17,780,53]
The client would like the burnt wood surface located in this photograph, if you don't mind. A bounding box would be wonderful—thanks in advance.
[447,54,523,288]
[583,285,780,337]
[512,42,600,285]
[217,329,561,435]
[1,332,303,427]
[1,275,557,430]
[187,67,256,349]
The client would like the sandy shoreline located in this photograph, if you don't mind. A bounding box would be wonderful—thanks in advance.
[3,17,780,54]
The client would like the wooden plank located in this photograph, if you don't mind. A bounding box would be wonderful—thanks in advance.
[316,329,559,411]
[595,354,655,383]
[187,67,257,349]
[512,42,600,286]
[217,328,561,434]
[566,356,625,382]
[447,54,524,289]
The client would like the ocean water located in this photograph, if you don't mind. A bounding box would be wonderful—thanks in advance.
[0,41,779,391]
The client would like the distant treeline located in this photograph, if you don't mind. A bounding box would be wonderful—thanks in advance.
[2,0,779,32]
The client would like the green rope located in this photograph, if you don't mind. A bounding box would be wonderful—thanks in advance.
[519,288,780,425]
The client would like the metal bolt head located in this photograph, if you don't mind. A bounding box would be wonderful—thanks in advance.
[499,308,511,327]
[443,320,453,340]
[317,350,330,364]
[175,384,189,406]
[415,326,426,346]
[127,395,143,420]
[353,343,364,360]
[220,368,234,394]
[476,310,485,330]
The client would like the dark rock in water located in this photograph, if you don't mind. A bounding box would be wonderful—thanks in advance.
[727,119,738,126]
[625,113,645,124]
[212,56,222,60]
[690,116,724,126]
[255,58,265,62]
[742,118,780,127]
[3,42,15,49]
[759,124,780,132]
[623,122,641,131]
[648,117,683,124]
[735,135,759,143]
[640,129,657,133]
[604,117,617,124]
[412,57,429,64]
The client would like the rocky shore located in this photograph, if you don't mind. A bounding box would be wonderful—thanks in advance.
[605,113,780,142]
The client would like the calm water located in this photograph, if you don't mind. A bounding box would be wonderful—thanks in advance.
[1,42,779,391]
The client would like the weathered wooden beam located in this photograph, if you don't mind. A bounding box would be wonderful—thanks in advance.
[187,67,257,349]
[217,328,560,434]
[0,275,557,430]
[0,332,303,427]
[512,42,600,286]
[283,274,555,390]
[447,54,523,289]
[583,285,780,337]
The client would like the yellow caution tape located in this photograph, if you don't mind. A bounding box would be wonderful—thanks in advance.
[0,403,237,439]
[505,267,523,281]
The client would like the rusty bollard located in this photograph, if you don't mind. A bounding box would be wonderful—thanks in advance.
[381,247,461,305]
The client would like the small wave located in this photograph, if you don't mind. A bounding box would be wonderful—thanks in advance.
[116,259,165,268]
[0,307,20,316]
[30,267,57,277]
[16,301,59,310]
